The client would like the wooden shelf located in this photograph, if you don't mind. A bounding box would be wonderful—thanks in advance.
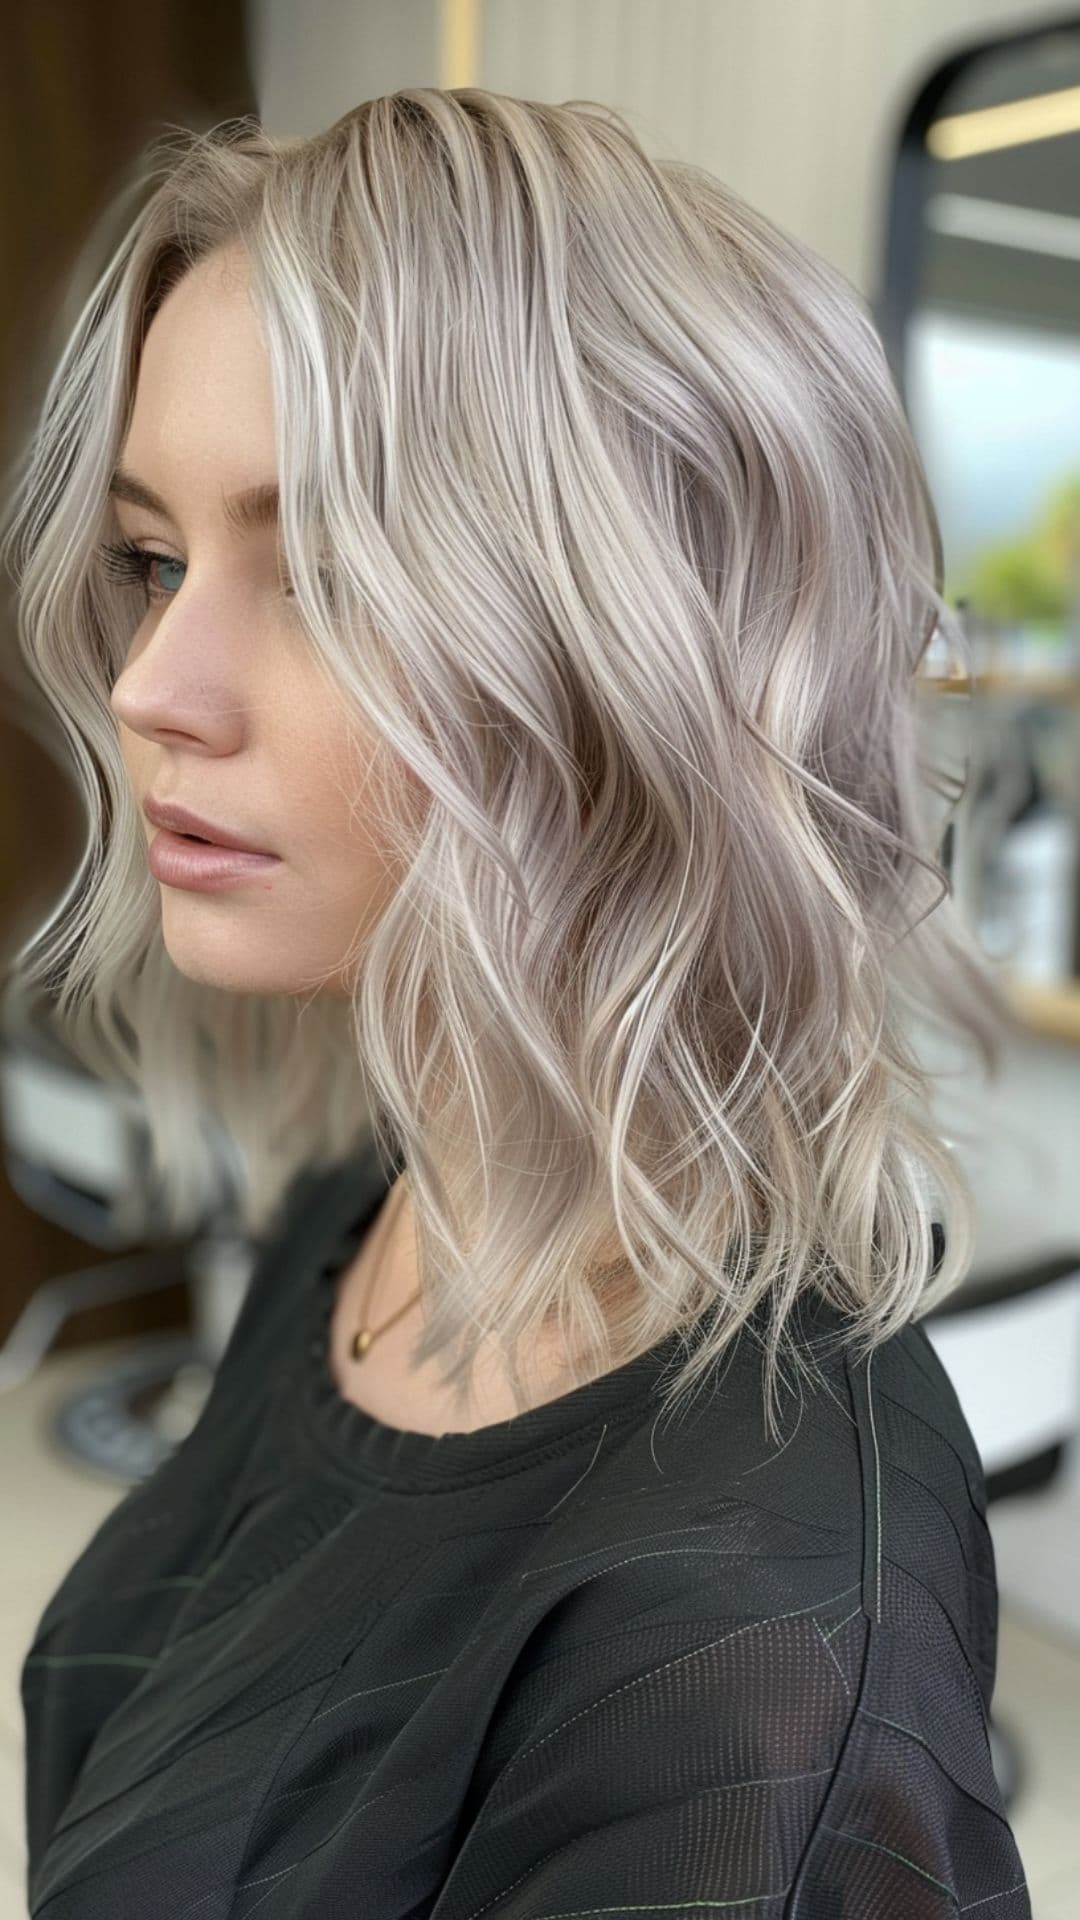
[916,670,1080,702]
[1004,973,1080,1044]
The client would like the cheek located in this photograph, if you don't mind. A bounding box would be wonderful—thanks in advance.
[323,713,430,849]
[308,750,405,906]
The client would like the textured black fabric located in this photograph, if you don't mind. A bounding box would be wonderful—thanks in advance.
[21,1140,1032,1916]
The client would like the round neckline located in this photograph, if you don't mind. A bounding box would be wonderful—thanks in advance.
[294,1146,723,1493]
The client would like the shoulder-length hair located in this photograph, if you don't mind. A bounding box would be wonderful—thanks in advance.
[0,87,1020,1439]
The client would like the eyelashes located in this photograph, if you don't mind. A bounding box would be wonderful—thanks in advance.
[96,538,337,608]
[98,539,186,604]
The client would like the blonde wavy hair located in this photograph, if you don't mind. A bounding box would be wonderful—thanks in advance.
[0,87,1020,1437]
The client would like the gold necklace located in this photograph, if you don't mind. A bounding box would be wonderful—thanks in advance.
[351,1176,418,1360]
[350,1178,634,1363]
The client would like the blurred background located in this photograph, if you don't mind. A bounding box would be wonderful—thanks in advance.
[1,2,1079,1914]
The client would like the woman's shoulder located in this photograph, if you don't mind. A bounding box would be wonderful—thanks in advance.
[458,1294,1023,1918]
[532,1286,992,1671]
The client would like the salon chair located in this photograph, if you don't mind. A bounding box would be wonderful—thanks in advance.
[0,1019,255,1478]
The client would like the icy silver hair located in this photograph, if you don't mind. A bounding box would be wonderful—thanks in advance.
[0,89,1018,1437]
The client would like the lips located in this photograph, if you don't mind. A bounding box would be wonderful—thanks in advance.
[148,829,280,890]
[143,796,275,856]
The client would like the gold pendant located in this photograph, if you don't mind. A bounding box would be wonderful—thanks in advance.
[351,1328,373,1359]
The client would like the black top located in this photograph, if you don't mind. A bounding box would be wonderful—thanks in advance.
[21,1141,1032,1917]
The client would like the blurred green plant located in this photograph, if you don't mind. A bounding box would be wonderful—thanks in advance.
[949,472,1080,624]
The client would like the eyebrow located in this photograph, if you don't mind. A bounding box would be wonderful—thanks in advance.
[107,465,280,538]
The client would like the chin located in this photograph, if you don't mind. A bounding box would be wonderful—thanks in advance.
[159,939,303,998]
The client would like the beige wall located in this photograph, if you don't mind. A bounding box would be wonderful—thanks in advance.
[250,0,1079,299]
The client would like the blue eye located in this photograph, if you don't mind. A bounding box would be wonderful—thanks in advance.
[96,538,319,606]
[98,539,185,603]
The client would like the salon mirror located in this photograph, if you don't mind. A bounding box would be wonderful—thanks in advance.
[878,14,1080,1039]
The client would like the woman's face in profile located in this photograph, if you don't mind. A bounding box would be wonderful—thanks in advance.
[108,243,403,999]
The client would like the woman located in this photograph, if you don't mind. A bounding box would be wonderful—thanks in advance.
[3,88,1031,1918]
